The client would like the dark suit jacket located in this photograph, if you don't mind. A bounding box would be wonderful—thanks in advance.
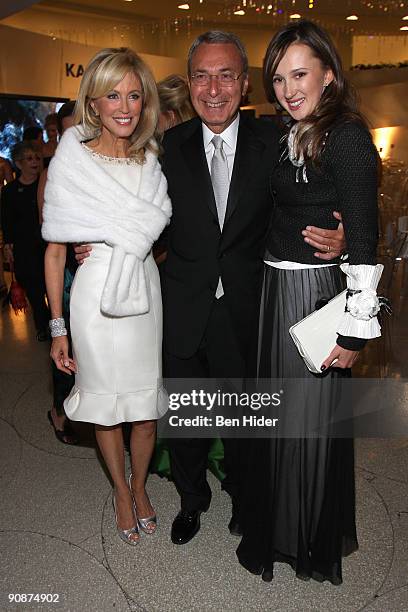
[161,114,281,366]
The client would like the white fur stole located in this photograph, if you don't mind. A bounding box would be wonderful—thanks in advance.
[42,126,171,316]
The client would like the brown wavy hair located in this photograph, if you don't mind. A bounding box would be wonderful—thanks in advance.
[263,20,368,163]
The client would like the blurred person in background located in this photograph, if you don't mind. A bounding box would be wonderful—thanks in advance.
[148,74,196,470]
[0,156,13,185]
[38,101,78,445]
[1,141,49,340]
[153,74,196,266]
[42,113,59,167]
[157,74,196,133]
[0,156,14,300]
[38,103,76,223]
[23,126,44,145]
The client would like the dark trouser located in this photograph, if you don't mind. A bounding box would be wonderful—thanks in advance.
[15,249,49,332]
[164,296,246,513]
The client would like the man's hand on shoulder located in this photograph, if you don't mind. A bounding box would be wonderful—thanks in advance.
[74,243,92,264]
[302,211,346,261]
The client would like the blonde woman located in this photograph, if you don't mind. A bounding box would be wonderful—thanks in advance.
[157,74,195,132]
[42,48,171,544]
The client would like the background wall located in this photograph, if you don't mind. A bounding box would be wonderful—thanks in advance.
[0,24,268,104]
[357,81,408,129]
[353,36,408,66]
[371,127,408,163]
[0,24,185,99]
[2,5,353,69]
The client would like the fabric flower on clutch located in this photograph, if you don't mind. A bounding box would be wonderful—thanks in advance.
[345,288,380,321]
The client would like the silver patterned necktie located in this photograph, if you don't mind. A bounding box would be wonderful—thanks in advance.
[211,135,229,230]
[210,135,229,298]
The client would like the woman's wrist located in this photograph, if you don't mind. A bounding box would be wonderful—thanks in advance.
[49,317,67,338]
[337,263,384,340]
[336,334,367,351]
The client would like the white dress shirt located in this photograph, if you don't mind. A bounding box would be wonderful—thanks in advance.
[202,114,240,298]
[202,113,240,182]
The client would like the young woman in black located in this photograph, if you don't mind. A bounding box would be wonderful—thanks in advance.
[1,141,49,340]
[237,21,381,585]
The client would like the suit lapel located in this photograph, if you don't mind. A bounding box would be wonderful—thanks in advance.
[224,117,265,226]
[181,123,218,220]
[180,117,266,227]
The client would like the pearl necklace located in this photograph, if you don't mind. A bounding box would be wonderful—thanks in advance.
[81,143,141,165]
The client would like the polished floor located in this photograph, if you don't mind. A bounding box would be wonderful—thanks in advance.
[0,266,408,612]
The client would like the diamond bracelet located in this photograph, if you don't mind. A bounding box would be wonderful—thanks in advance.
[49,317,67,338]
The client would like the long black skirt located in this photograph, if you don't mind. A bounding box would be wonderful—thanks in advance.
[236,263,358,585]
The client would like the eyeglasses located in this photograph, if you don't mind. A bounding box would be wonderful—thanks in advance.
[190,71,245,87]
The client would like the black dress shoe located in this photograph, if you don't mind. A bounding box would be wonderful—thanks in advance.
[228,513,242,536]
[171,510,202,545]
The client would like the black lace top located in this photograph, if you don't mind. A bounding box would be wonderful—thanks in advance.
[266,120,379,266]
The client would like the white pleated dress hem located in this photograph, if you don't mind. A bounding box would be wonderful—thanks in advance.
[64,385,168,426]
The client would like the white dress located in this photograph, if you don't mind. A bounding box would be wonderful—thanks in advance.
[64,149,167,426]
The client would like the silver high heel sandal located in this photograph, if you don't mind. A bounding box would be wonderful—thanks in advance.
[112,492,140,545]
[128,473,157,535]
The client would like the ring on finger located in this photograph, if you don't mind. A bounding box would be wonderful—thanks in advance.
[326,244,331,252]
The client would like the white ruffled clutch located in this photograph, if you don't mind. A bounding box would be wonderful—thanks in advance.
[289,290,347,374]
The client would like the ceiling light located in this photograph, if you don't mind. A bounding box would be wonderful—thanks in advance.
[346,15,359,20]
[400,25,408,29]
[178,3,190,9]
[234,9,245,15]
[290,13,301,19]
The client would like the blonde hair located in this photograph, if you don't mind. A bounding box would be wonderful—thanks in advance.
[157,74,195,125]
[74,47,160,162]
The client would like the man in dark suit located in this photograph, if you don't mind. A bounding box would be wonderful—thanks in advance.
[161,31,344,545]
